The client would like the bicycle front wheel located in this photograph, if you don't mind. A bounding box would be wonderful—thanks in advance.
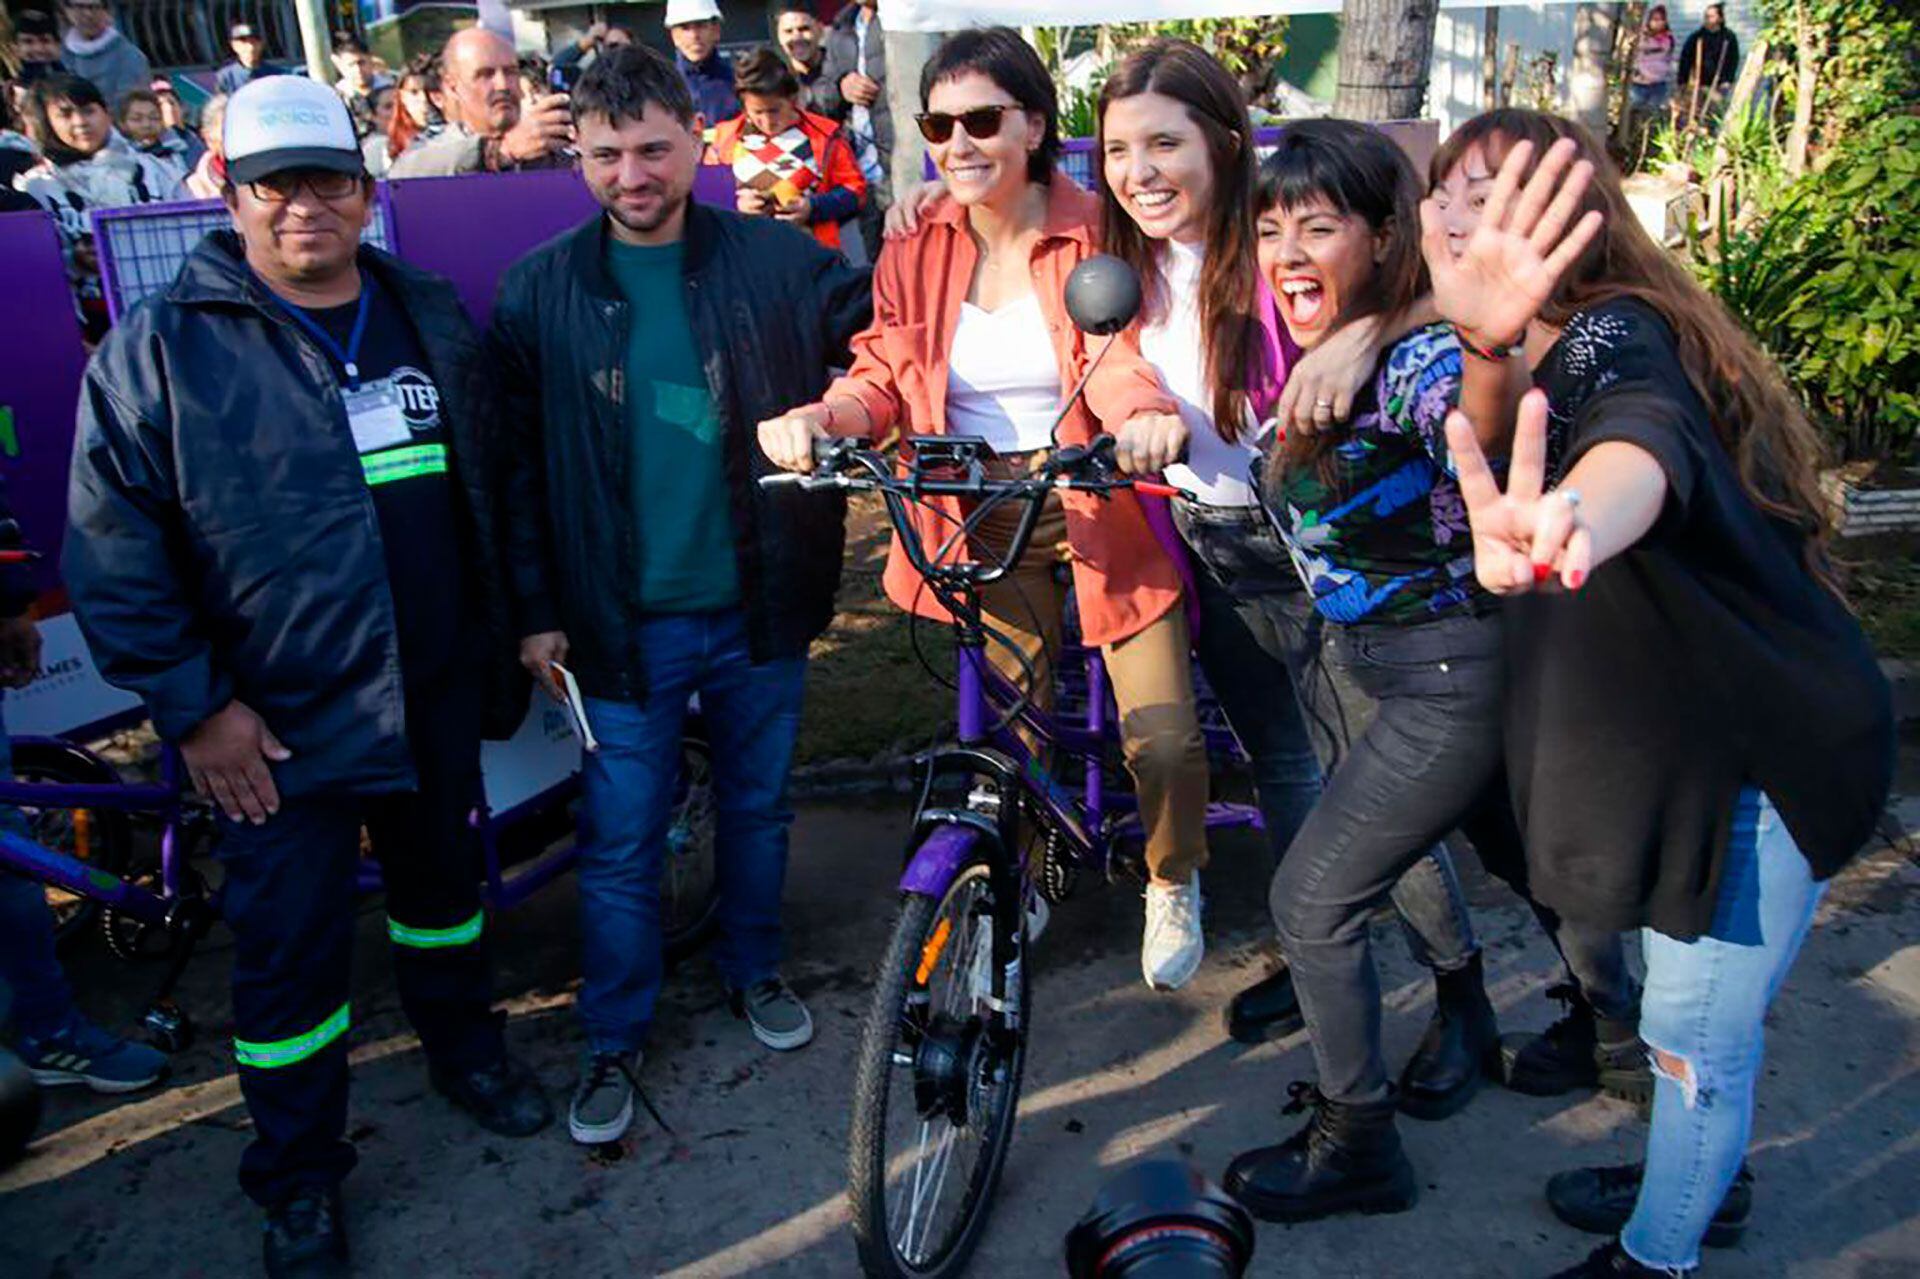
[848,859,1029,1278]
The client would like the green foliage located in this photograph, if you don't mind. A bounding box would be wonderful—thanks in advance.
[1755,0,1920,154]
[1108,19,1290,86]
[1699,115,1920,462]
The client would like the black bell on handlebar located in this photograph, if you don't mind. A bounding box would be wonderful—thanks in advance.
[1065,255,1142,336]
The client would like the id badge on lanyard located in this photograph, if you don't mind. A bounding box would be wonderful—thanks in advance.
[343,380,410,455]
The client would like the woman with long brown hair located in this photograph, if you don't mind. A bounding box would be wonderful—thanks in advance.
[1431,108,1894,1277]
[1095,38,1503,1111]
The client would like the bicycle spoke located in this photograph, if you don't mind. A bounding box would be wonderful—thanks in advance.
[913,1122,961,1262]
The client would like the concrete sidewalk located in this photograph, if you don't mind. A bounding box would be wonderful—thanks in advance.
[1,792,1915,1278]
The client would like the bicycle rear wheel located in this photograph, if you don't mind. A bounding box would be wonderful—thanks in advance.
[10,741,133,949]
[848,858,1029,1278]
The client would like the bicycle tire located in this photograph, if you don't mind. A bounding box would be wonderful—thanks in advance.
[847,861,1029,1278]
[662,730,719,964]
[10,741,134,950]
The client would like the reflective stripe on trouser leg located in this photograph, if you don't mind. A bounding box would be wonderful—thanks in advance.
[388,909,485,950]
[234,1001,352,1069]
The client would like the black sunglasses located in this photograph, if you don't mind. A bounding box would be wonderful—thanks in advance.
[914,104,1015,145]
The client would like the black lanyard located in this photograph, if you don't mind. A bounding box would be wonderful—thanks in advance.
[274,286,372,389]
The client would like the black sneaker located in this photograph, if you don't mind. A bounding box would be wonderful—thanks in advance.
[1547,1161,1752,1248]
[430,1053,553,1138]
[1546,1239,1691,1277]
[1225,964,1306,1044]
[1500,984,1653,1105]
[263,1186,348,1279]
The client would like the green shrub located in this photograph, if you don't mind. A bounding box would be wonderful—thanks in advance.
[1700,114,1920,463]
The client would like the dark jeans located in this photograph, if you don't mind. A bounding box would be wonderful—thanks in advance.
[576,608,807,1055]
[1272,610,1506,1105]
[217,664,502,1206]
[0,699,76,1040]
[1172,499,1477,972]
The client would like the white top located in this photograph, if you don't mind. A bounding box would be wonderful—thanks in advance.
[945,294,1061,456]
[1139,239,1264,508]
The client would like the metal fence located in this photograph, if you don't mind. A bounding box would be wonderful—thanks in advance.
[112,0,339,71]
[92,187,397,320]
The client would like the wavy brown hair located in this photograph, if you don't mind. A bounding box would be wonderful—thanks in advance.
[1430,109,1836,573]
[1095,39,1262,441]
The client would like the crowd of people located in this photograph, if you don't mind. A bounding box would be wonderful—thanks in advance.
[1629,3,1744,133]
[0,8,1896,1279]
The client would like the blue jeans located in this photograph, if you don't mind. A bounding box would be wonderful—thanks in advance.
[576,609,807,1055]
[0,700,77,1041]
[1623,788,1823,1272]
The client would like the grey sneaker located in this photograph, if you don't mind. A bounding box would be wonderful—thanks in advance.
[568,1050,641,1145]
[731,978,814,1051]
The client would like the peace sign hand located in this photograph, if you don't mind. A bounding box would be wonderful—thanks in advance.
[1420,137,1604,351]
[1444,388,1589,594]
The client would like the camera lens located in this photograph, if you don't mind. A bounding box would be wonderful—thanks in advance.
[1065,1159,1255,1278]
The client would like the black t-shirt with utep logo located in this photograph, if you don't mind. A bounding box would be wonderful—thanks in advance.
[299,274,471,683]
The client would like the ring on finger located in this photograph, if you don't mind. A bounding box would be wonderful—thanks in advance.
[1555,487,1582,509]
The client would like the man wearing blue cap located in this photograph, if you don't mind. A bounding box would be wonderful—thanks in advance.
[64,75,549,1278]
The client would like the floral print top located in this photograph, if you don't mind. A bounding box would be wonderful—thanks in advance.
[1259,323,1485,624]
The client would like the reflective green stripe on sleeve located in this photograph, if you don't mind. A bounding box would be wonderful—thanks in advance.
[361,442,448,487]
[387,909,485,950]
[234,1002,351,1069]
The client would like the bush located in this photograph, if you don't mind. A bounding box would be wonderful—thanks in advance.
[1699,114,1920,463]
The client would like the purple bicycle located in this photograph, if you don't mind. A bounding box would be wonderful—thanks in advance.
[768,420,1261,1276]
[0,721,720,1054]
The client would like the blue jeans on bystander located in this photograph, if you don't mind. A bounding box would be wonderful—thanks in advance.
[575,609,808,1056]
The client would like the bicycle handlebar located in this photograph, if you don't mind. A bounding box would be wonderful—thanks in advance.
[758,434,1190,593]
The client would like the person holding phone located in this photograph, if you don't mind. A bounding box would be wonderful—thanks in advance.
[389,27,571,176]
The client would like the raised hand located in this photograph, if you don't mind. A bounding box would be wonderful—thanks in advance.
[1443,388,1589,594]
[1419,137,1603,350]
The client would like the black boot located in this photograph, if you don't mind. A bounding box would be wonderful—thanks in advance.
[430,1052,554,1138]
[1547,1239,1691,1277]
[263,1186,348,1279]
[1222,1082,1418,1223]
[1547,1161,1753,1248]
[1500,984,1653,1106]
[1398,952,1501,1120]
[1225,962,1305,1044]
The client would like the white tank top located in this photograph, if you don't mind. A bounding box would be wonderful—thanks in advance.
[945,294,1061,455]
[1139,239,1264,507]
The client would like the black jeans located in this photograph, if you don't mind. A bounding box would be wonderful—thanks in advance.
[1172,499,1478,972]
[1272,610,1506,1104]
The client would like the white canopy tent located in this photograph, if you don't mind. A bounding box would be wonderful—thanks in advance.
[880,0,1512,31]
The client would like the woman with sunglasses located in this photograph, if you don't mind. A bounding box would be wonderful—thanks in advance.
[760,26,1216,992]
[1432,109,1893,1279]
[1218,120,1600,1223]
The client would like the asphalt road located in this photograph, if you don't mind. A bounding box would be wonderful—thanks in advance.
[1,790,1916,1278]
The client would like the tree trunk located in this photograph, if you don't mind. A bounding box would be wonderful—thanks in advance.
[1482,7,1501,109]
[1785,0,1819,175]
[884,29,939,199]
[1567,2,1624,129]
[1611,1,1647,147]
[1334,0,1441,121]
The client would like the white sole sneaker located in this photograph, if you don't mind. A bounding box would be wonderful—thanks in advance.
[29,1066,159,1094]
[748,1005,815,1052]
[569,1089,635,1145]
[1142,876,1205,991]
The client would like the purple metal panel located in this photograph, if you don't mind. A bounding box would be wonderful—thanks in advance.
[900,822,981,898]
[0,212,90,602]
[381,165,741,326]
